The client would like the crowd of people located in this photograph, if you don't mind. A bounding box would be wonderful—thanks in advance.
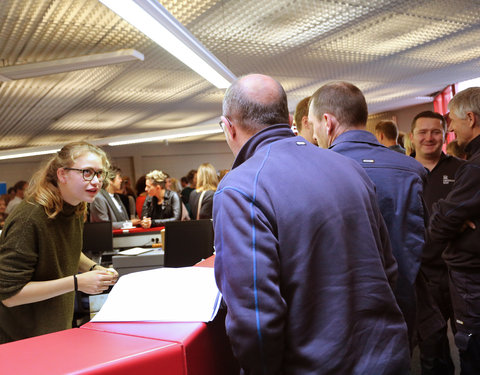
[0,73,479,375]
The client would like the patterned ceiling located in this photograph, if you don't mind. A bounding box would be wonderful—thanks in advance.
[0,0,479,151]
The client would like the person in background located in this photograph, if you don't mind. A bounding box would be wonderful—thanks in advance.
[0,141,118,344]
[375,120,407,154]
[5,187,16,207]
[5,180,28,215]
[181,169,197,218]
[90,166,141,229]
[309,81,426,350]
[429,87,480,374]
[180,176,189,189]
[410,110,465,375]
[135,175,147,218]
[0,195,8,229]
[189,163,218,220]
[446,139,466,159]
[214,74,409,374]
[140,170,181,228]
[293,96,317,145]
[218,169,229,181]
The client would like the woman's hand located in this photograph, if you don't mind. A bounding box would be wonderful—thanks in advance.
[77,270,118,295]
[141,216,152,229]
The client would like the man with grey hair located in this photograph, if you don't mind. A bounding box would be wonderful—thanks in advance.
[429,87,480,374]
[214,74,409,374]
[308,81,427,351]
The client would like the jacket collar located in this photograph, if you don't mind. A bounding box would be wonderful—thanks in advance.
[465,134,480,159]
[232,124,294,169]
[329,129,386,149]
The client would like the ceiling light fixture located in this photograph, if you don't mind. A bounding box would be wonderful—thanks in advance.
[99,0,235,89]
[0,147,60,161]
[0,49,144,82]
[107,123,223,146]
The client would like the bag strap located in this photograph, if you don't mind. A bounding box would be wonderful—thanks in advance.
[196,191,207,220]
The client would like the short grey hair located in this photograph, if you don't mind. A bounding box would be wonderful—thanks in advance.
[448,87,480,119]
[222,75,289,133]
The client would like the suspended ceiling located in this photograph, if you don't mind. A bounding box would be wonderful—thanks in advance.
[1,0,480,152]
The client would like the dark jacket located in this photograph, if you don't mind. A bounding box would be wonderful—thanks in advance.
[430,135,480,271]
[90,189,129,229]
[141,190,181,227]
[189,189,215,219]
[330,130,426,342]
[213,124,409,375]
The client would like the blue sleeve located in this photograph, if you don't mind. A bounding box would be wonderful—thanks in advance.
[214,187,287,375]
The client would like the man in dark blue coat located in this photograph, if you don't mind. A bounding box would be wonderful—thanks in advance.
[213,74,410,374]
[308,82,427,350]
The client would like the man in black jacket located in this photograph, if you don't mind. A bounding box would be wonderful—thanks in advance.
[411,110,465,375]
[429,87,480,375]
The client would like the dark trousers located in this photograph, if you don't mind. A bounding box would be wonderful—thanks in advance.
[418,326,454,375]
[416,267,455,374]
[449,269,480,375]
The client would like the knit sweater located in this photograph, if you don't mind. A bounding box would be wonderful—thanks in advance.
[0,200,83,343]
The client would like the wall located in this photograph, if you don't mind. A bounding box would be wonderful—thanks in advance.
[367,102,434,133]
[0,102,435,189]
[0,140,234,189]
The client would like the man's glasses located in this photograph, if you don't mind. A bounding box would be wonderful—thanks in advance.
[64,168,106,182]
[219,116,232,130]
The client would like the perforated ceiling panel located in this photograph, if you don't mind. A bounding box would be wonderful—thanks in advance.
[0,0,479,150]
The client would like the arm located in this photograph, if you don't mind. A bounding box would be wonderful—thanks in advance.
[214,188,286,374]
[429,163,480,244]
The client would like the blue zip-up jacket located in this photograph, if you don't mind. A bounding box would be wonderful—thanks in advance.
[330,130,426,341]
[213,124,410,375]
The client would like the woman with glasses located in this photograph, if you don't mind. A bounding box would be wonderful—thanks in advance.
[140,170,181,228]
[0,141,119,344]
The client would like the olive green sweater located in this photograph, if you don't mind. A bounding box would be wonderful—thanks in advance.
[0,200,83,343]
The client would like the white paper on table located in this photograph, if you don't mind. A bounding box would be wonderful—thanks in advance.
[91,266,222,323]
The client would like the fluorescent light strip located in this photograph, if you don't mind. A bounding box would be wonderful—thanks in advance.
[0,148,60,161]
[99,0,235,89]
[108,128,223,146]
[0,49,144,82]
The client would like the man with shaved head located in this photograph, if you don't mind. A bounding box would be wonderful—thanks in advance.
[214,74,409,374]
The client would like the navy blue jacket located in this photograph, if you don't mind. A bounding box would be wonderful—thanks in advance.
[330,130,426,339]
[213,125,409,374]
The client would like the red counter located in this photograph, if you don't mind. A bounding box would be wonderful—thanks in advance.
[0,256,239,375]
[0,328,184,375]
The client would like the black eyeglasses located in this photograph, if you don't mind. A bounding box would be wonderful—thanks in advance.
[64,168,106,182]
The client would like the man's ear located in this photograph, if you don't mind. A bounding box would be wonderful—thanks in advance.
[302,115,309,129]
[324,113,335,135]
[466,111,476,128]
[225,119,236,139]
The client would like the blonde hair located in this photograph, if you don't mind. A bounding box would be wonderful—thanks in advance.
[26,141,109,219]
[196,163,218,192]
[146,170,167,188]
